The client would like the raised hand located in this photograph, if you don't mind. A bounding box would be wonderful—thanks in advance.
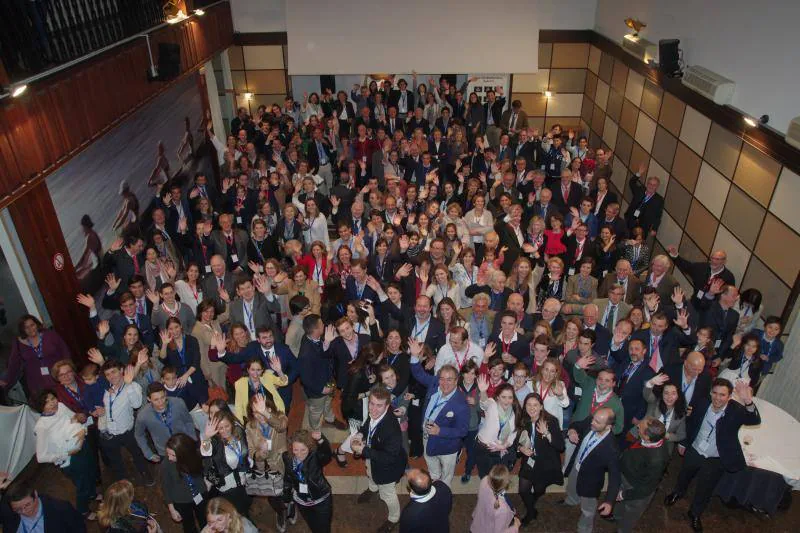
[218,287,231,303]
[666,244,678,256]
[674,308,690,330]
[536,419,549,436]
[407,338,423,357]
[735,380,754,404]
[324,324,337,344]
[483,342,496,362]
[159,329,172,346]
[576,354,597,369]
[76,293,95,310]
[268,354,283,375]
[105,273,121,292]
[97,320,110,339]
[87,348,105,365]
[671,285,685,305]
[477,374,489,392]
[145,289,160,305]
[709,278,724,295]
[650,373,670,386]
[253,393,267,415]
[204,416,220,439]
[123,364,136,384]
[137,348,149,367]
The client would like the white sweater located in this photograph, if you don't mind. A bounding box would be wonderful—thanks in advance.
[35,403,84,468]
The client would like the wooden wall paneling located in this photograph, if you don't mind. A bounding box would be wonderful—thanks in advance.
[7,182,94,356]
[0,129,21,193]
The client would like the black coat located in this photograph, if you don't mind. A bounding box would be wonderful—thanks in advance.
[624,173,664,234]
[518,415,565,491]
[402,314,446,354]
[282,436,333,503]
[565,417,622,502]
[673,256,736,306]
[359,413,408,484]
[685,398,760,471]
[697,300,740,355]
[1,494,86,533]
[330,333,373,389]
[398,480,452,533]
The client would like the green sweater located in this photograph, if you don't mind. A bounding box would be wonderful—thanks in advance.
[620,443,670,500]
[572,367,625,435]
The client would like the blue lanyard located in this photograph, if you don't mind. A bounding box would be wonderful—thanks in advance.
[367,418,381,445]
[176,336,187,368]
[578,432,602,465]
[108,384,126,422]
[412,318,431,339]
[250,380,266,397]
[292,458,305,482]
[762,336,774,356]
[183,474,200,496]
[244,302,255,332]
[226,439,244,467]
[438,285,448,301]
[425,392,448,421]
[356,282,366,299]
[259,422,273,440]
[388,353,400,366]
[623,361,642,380]
[64,384,82,405]
[21,514,43,533]
[682,377,694,394]
[159,404,173,435]
[28,335,43,360]
[252,239,265,262]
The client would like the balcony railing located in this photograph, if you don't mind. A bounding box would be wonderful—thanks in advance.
[0,0,167,83]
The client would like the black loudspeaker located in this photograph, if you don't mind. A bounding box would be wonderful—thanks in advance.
[441,74,457,86]
[158,43,181,80]
[320,75,336,95]
[658,39,680,76]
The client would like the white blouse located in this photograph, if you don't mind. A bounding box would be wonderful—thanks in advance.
[532,379,570,429]
[35,403,85,468]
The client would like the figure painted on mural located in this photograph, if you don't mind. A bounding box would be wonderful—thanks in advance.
[148,141,172,188]
[112,181,140,235]
[75,214,103,294]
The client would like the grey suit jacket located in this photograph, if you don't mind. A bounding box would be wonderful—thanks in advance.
[639,271,680,303]
[227,293,282,339]
[593,298,633,329]
[201,272,236,306]
[151,302,196,332]
[210,229,249,266]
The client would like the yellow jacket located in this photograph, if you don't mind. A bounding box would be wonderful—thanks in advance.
[234,373,288,423]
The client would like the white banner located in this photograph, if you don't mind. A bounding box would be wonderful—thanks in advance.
[467,74,511,110]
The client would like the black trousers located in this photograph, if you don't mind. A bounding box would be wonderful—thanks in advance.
[407,401,424,457]
[518,477,546,518]
[98,429,150,482]
[673,447,726,516]
[298,496,333,533]
[216,485,252,518]
[172,500,207,533]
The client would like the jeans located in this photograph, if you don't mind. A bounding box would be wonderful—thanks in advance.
[60,442,97,514]
[98,429,150,482]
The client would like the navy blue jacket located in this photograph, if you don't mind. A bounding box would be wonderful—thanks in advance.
[685,397,760,471]
[298,336,334,399]
[409,362,469,456]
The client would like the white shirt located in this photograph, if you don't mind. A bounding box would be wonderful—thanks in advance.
[103,381,143,435]
[434,341,483,373]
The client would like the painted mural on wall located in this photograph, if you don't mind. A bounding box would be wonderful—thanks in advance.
[46,75,206,294]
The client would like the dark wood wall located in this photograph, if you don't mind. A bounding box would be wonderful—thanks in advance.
[0,2,233,354]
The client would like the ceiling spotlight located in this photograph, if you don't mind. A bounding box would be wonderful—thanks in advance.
[544,91,553,98]
[243,92,253,101]
[624,18,647,36]
[11,84,27,97]
[194,9,205,16]
[743,115,769,128]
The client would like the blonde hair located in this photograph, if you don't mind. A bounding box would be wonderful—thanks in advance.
[205,497,246,533]
[98,480,134,527]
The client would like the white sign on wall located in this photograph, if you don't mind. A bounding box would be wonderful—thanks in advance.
[467,74,510,110]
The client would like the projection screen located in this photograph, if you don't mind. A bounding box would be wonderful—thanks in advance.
[286,0,538,75]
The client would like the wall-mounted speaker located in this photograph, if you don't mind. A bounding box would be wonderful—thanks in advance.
[320,75,336,94]
[157,43,181,81]
[658,39,680,77]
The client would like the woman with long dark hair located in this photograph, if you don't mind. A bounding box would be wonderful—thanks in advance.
[473,377,520,478]
[517,392,564,525]
[0,314,71,395]
[639,375,687,455]
[158,317,209,407]
[163,433,210,532]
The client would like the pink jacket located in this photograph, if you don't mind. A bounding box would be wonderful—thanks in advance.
[470,476,519,533]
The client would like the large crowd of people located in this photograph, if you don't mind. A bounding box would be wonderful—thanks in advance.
[0,73,786,533]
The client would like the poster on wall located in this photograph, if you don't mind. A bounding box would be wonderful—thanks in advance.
[467,74,510,109]
[45,75,208,296]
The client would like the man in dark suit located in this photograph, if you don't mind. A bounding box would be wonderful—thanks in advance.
[500,99,529,138]
[532,297,565,336]
[697,284,740,355]
[306,126,335,193]
[581,304,612,356]
[632,310,694,372]
[428,129,449,170]
[624,168,664,236]
[102,234,144,292]
[329,316,373,389]
[433,106,453,137]
[665,379,761,532]
[351,386,408,533]
[564,407,621,532]
[599,202,629,240]
[1,479,86,532]
[385,106,405,137]
[488,310,532,376]
[667,247,736,308]
[665,351,712,424]
[495,203,525,274]
[482,88,506,148]
[549,170,584,215]
[525,186,555,228]
[399,469,453,533]
[512,128,539,169]
[403,295,446,355]
[406,107,430,137]
[201,254,236,307]
[598,259,642,305]
[388,79,414,117]
[101,274,153,317]
[80,291,155,349]
[298,315,347,431]
[611,338,656,434]
[345,259,381,304]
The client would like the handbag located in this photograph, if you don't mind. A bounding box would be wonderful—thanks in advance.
[245,470,284,497]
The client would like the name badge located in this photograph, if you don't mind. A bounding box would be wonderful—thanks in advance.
[574,386,583,396]
[602,270,608,278]
[299,482,309,494]
[696,290,705,299]
[633,209,641,218]
[236,216,243,224]
[527,457,536,468]
[714,339,721,348]
[549,164,555,170]
[193,493,203,505]
[231,254,239,263]
[697,439,710,454]
[205,265,212,273]
[266,439,272,452]
[568,267,576,276]
[412,399,420,407]
[41,367,50,376]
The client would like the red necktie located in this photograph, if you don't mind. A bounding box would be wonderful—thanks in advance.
[226,234,233,246]
[562,184,569,202]
[649,336,660,371]
[132,254,140,274]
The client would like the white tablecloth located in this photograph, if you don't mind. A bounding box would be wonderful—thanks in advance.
[0,405,39,480]
[740,398,800,488]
